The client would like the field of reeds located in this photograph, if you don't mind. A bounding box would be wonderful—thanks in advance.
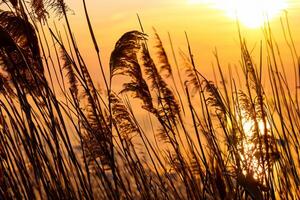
[0,0,299,199]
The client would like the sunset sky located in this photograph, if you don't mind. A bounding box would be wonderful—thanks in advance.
[63,0,300,85]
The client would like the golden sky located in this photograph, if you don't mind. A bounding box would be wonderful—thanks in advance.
[63,0,300,86]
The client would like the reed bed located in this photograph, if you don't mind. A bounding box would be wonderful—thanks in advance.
[0,0,299,199]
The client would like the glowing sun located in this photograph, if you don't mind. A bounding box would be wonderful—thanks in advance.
[189,0,287,28]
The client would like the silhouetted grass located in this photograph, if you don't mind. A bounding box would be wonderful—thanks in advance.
[0,0,299,199]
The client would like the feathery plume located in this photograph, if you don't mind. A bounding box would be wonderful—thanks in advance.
[110,31,155,113]
[60,47,78,96]
[0,11,45,95]
[153,28,173,78]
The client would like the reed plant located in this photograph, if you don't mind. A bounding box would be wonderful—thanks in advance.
[0,0,299,199]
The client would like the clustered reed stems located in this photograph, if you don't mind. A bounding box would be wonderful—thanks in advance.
[0,0,299,199]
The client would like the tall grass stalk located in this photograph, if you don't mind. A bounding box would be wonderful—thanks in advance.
[0,1,299,199]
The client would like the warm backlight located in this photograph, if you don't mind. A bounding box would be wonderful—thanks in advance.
[240,110,271,180]
[189,0,287,28]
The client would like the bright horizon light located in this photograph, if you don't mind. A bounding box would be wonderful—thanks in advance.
[240,109,271,180]
[188,0,288,28]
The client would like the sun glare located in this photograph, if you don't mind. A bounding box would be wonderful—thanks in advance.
[189,0,287,28]
[239,109,272,181]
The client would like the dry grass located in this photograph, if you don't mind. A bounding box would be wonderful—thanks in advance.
[0,1,299,199]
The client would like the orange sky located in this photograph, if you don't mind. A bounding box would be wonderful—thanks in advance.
[62,0,300,88]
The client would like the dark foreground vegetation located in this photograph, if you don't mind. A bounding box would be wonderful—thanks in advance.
[0,0,299,199]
